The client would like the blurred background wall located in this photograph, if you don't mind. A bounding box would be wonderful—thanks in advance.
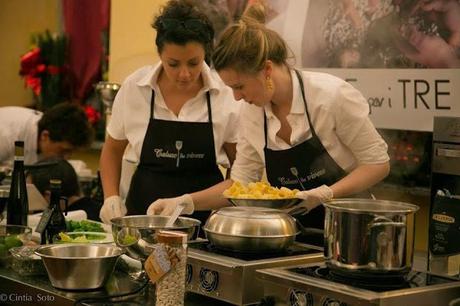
[0,0,60,107]
[0,0,166,108]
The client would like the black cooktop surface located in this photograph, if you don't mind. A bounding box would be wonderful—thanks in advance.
[287,265,459,292]
[188,241,321,261]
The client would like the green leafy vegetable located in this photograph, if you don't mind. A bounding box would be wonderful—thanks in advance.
[65,220,105,233]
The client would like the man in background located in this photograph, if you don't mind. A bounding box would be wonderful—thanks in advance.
[0,103,94,167]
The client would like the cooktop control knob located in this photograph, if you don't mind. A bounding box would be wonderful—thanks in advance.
[288,288,313,306]
[199,268,219,292]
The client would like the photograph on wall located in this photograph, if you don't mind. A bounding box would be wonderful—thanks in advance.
[264,0,460,69]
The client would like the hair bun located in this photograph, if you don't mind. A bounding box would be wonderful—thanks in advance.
[241,2,267,25]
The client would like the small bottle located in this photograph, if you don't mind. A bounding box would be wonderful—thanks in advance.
[45,179,67,243]
[7,141,28,226]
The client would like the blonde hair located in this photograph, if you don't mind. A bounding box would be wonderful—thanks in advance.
[212,2,289,74]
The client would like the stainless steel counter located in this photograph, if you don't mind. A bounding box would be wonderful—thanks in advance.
[0,266,233,306]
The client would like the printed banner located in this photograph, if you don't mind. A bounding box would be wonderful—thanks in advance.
[265,0,460,131]
[308,68,460,131]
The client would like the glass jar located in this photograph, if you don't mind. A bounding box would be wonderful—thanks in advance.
[155,231,188,306]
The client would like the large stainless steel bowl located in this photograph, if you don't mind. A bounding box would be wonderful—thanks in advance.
[204,207,299,253]
[225,196,301,209]
[111,215,200,261]
[35,244,124,290]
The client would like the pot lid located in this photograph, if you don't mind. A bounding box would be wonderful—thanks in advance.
[215,206,289,219]
[323,198,419,213]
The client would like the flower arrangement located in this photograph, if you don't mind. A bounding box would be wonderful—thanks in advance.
[19,30,69,110]
[84,104,101,126]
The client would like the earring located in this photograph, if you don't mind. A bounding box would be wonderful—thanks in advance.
[266,76,273,90]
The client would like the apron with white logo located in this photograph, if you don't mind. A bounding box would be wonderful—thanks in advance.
[264,70,346,244]
[125,90,223,227]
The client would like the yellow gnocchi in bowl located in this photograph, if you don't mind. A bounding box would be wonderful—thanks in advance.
[223,181,301,209]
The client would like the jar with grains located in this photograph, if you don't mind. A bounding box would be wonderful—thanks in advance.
[155,231,188,306]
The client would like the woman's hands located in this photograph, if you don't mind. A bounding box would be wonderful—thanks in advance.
[146,194,194,216]
[286,185,333,215]
[99,195,127,224]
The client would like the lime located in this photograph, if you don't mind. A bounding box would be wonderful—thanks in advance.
[4,235,23,249]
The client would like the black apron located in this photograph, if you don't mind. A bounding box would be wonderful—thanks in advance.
[125,90,223,227]
[264,70,347,245]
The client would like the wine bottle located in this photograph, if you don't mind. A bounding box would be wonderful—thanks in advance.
[7,141,28,226]
[45,179,67,243]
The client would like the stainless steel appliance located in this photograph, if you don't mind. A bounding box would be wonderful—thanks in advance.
[429,116,460,277]
[186,240,323,305]
[257,262,460,306]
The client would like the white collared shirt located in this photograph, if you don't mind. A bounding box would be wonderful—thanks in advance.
[0,107,42,167]
[108,62,241,168]
[231,70,389,184]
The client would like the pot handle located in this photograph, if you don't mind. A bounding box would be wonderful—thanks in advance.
[295,218,324,235]
[368,216,406,229]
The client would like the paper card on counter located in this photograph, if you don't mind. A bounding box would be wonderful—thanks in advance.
[145,244,171,283]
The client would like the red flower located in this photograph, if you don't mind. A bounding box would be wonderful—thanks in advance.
[19,47,42,76]
[84,105,101,125]
[24,75,41,95]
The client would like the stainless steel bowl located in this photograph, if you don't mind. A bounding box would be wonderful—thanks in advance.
[225,196,301,209]
[35,244,124,290]
[111,215,200,261]
[204,207,299,253]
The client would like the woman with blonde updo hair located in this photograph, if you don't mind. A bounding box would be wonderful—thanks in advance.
[150,2,390,245]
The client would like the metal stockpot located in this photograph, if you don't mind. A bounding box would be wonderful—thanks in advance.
[203,207,299,253]
[323,199,419,276]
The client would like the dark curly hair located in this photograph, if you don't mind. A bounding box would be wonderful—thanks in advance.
[37,103,94,148]
[152,0,215,64]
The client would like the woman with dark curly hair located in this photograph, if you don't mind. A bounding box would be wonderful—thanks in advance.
[99,0,240,225]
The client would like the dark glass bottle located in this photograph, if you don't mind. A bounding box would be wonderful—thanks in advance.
[45,179,67,243]
[7,141,28,226]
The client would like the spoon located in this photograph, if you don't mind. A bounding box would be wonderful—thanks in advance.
[165,202,185,228]
[290,167,306,190]
[175,140,183,167]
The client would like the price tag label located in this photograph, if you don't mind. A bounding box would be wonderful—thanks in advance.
[35,208,54,234]
[144,244,172,284]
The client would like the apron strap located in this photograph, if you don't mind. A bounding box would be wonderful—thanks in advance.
[205,91,212,123]
[294,69,318,139]
[150,90,155,119]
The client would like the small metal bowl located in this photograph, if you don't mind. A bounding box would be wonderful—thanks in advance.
[225,196,301,209]
[35,244,124,290]
[111,215,200,261]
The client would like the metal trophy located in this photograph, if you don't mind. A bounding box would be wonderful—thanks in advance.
[95,81,121,130]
